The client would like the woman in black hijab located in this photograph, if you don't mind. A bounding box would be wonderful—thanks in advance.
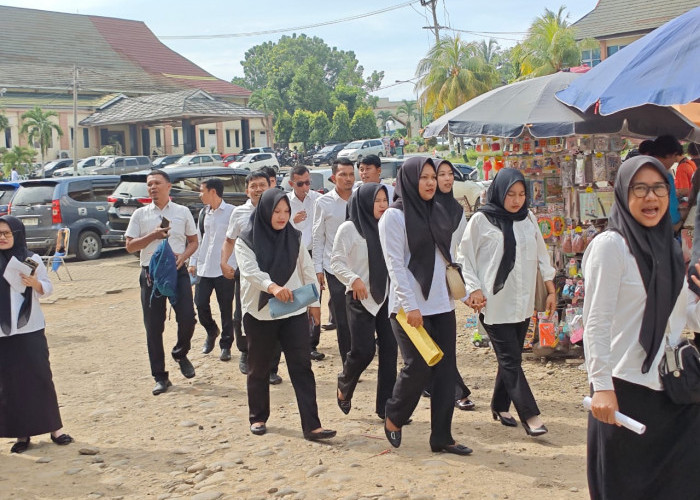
[0,216,73,453]
[235,190,336,441]
[457,168,555,436]
[379,156,472,455]
[583,156,700,500]
[332,183,397,420]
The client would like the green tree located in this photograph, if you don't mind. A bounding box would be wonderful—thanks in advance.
[350,107,380,140]
[248,87,285,117]
[19,106,63,163]
[330,104,352,143]
[290,109,313,149]
[309,111,331,146]
[376,110,393,135]
[0,112,8,133]
[520,6,580,77]
[2,145,36,176]
[476,38,500,65]
[331,84,365,119]
[416,35,499,118]
[397,100,419,137]
[274,110,293,146]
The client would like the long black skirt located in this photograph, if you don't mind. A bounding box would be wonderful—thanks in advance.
[588,377,700,500]
[0,330,63,438]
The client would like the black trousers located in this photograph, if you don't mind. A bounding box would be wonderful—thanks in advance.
[480,316,539,421]
[139,266,196,382]
[337,296,397,416]
[325,271,351,362]
[194,275,234,349]
[385,310,457,448]
[243,312,322,434]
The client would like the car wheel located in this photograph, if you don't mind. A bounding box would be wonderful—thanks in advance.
[76,230,102,261]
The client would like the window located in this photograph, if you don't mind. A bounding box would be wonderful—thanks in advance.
[199,129,205,147]
[171,176,201,194]
[212,175,246,193]
[12,185,55,206]
[70,127,74,143]
[235,130,240,148]
[83,128,89,148]
[137,157,150,165]
[125,159,138,168]
[251,130,256,147]
[4,129,11,148]
[93,185,116,202]
[173,129,179,147]
[581,48,601,67]
[155,129,162,148]
[201,156,213,164]
[607,44,627,57]
[67,181,93,202]
[226,130,231,148]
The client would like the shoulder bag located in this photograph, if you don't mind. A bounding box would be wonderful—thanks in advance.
[659,331,700,405]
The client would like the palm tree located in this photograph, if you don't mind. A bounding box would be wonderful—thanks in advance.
[0,112,8,133]
[476,38,500,65]
[376,110,393,135]
[19,106,63,164]
[397,100,419,137]
[416,35,499,118]
[1,145,36,176]
[521,6,580,77]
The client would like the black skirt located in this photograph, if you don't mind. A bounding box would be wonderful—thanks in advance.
[588,377,700,500]
[0,330,63,438]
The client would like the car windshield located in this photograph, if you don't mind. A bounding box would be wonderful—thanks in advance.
[100,158,116,167]
[12,185,56,206]
[175,156,195,164]
[43,161,60,169]
[345,141,363,149]
[0,187,16,203]
[319,146,334,153]
[239,154,255,162]
[113,181,149,199]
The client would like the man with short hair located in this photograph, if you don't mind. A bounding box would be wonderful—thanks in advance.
[287,165,324,360]
[312,158,355,362]
[354,154,394,200]
[188,178,236,361]
[257,165,278,188]
[125,170,199,396]
[10,167,20,181]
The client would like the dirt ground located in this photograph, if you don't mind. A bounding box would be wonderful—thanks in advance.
[1,252,592,500]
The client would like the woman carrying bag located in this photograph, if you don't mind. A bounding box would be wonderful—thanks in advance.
[583,156,700,499]
[458,168,555,436]
[235,190,336,441]
[0,216,73,453]
[379,156,472,455]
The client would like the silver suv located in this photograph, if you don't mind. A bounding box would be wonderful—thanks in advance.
[92,156,152,175]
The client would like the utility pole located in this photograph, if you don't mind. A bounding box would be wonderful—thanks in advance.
[72,64,78,173]
[420,0,441,45]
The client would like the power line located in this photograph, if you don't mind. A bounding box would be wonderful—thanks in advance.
[158,1,421,40]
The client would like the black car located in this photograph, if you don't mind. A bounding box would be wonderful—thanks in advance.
[103,166,249,245]
[153,154,183,168]
[42,159,73,178]
[313,143,347,166]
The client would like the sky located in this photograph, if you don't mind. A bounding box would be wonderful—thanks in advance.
[2,0,598,101]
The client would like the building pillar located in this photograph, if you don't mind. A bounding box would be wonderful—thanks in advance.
[164,125,173,154]
[241,119,251,151]
[128,124,138,155]
[182,119,196,154]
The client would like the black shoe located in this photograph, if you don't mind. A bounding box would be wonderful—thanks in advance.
[10,437,30,454]
[422,389,431,398]
[491,410,518,427]
[250,423,267,436]
[269,373,283,385]
[50,433,74,445]
[152,379,172,395]
[430,442,473,455]
[202,334,216,354]
[304,429,336,441]
[384,421,401,448]
[337,390,351,415]
[177,357,195,379]
[522,421,548,437]
[321,323,336,331]
[380,415,412,425]
[310,350,325,361]
[455,398,476,411]
[239,352,249,375]
[220,348,232,361]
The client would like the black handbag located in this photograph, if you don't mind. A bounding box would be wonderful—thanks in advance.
[659,339,700,405]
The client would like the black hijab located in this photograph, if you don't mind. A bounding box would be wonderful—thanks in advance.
[478,168,530,295]
[348,183,389,304]
[0,216,34,335]
[607,155,684,373]
[433,159,466,234]
[240,190,301,311]
[391,156,450,299]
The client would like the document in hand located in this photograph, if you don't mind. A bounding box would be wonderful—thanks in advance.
[396,309,444,366]
[268,283,319,319]
[2,256,32,293]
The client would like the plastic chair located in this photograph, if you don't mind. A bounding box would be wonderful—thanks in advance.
[43,228,73,281]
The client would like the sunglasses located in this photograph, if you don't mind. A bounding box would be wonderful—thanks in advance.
[295,181,311,187]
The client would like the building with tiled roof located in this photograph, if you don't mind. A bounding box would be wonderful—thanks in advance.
[0,6,270,162]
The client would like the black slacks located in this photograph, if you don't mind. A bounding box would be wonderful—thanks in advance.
[194,275,234,349]
[337,296,397,416]
[325,271,351,362]
[139,266,196,382]
[385,310,457,448]
[243,312,322,434]
[480,316,539,421]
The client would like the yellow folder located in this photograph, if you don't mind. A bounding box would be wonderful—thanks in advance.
[396,309,444,366]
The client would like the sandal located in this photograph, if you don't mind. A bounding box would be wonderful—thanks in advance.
[50,433,74,445]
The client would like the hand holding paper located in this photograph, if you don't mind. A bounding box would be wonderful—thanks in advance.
[2,256,33,293]
[582,396,646,435]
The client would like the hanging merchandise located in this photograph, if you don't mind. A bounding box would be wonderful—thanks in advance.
[575,156,586,185]
[578,135,593,152]
[572,226,586,253]
[594,135,610,152]
[538,216,554,239]
[552,216,565,237]
[593,153,607,182]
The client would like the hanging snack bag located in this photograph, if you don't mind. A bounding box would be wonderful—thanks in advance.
[538,321,558,348]
[610,136,625,152]
[593,153,607,182]
[579,136,593,152]
[572,226,585,253]
[594,136,609,152]
[562,229,573,254]
[560,158,574,187]
[575,156,586,185]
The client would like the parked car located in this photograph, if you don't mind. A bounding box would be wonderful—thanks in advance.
[313,143,347,166]
[337,139,385,162]
[103,166,249,245]
[91,156,152,175]
[0,182,20,216]
[452,177,491,212]
[42,159,73,178]
[280,168,334,194]
[240,147,274,155]
[152,154,183,168]
[452,162,478,180]
[10,175,121,260]
[53,155,111,177]
[222,153,244,167]
[228,153,280,172]
[173,154,223,167]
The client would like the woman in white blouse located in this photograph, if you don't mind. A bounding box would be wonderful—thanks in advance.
[0,216,73,453]
[582,156,700,500]
[235,190,336,441]
[379,156,472,455]
[458,168,555,436]
[332,183,397,419]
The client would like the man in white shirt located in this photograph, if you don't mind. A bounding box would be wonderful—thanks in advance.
[312,158,355,362]
[221,171,282,383]
[353,154,395,200]
[125,170,199,396]
[287,165,324,360]
[188,178,236,362]
[10,167,20,182]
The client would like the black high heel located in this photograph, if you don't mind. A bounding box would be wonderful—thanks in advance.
[522,421,548,437]
[491,410,518,427]
[337,389,351,415]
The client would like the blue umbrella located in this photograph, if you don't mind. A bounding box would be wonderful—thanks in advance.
[556,6,700,114]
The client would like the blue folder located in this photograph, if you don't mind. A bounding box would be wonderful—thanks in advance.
[268,283,319,319]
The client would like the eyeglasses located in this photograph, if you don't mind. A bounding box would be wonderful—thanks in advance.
[295,181,311,187]
[0,231,14,238]
[629,182,670,198]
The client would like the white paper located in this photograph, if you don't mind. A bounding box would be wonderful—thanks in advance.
[2,256,32,293]
[582,396,646,435]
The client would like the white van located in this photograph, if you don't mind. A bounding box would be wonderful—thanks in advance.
[337,139,385,162]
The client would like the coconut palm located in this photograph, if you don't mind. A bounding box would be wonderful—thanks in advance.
[396,100,419,136]
[476,38,500,65]
[19,106,63,164]
[416,34,499,118]
[520,6,580,77]
[376,110,393,134]
[1,145,35,176]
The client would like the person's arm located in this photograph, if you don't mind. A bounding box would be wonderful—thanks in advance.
[175,211,198,269]
[330,224,366,300]
[378,210,419,316]
[457,214,487,310]
[221,210,239,279]
[21,255,52,298]
[311,197,326,287]
[532,212,557,313]
[124,212,169,253]
[299,241,322,325]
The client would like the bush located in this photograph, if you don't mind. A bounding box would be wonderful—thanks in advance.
[404,144,419,154]
[425,137,437,148]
